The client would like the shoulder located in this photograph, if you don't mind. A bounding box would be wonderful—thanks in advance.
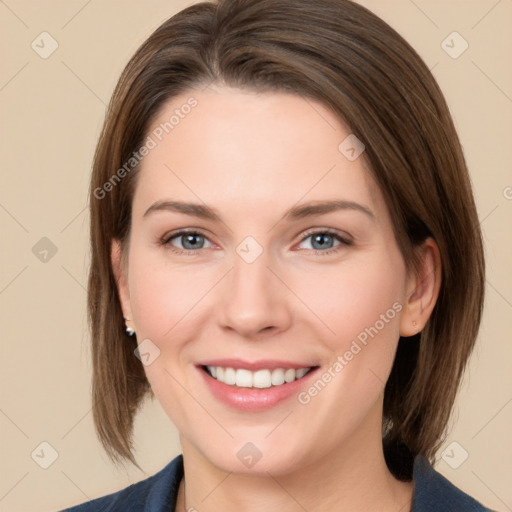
[60,454,183,512]
[412,454,496,512]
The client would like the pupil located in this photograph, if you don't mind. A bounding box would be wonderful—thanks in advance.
[184,234,202,249]
[313,234,332,249]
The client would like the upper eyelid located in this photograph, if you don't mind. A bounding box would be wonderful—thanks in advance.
[163,228,213,244]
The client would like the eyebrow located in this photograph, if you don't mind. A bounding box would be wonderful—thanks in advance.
[143,199,375,222]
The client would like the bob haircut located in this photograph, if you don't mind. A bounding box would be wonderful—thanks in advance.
[87,0,485,478]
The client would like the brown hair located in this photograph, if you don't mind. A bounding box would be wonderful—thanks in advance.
[87,0,485,478]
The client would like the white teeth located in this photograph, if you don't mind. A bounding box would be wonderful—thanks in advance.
[224,367,236,385]
[284,368,296,383]
[271,369,285,386]
[205,365,313,388]
[295,368,309,379]
[236,369,253,387]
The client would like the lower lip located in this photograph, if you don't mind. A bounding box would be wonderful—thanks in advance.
[197,366,320,412]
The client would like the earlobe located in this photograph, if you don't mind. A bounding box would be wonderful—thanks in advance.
[111,239,133,326]
[399,237,442,337]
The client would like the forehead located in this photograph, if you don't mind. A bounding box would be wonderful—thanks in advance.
[132,86,388,225]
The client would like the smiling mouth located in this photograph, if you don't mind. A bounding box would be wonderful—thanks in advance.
[200,365,319,389]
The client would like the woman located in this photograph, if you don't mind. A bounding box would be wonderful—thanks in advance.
[62,0,495,510]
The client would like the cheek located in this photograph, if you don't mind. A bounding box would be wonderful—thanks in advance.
[126,248,223,391]
[292,253,405,354]
[292,256,406,428]
[128,250,206,337]
[126,250,207,424]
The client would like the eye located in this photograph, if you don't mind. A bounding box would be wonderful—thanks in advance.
[161,230,214,255]
[297,229,352,256]
[160,228,352,256]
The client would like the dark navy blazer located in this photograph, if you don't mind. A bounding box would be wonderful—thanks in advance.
[61,453,495,511]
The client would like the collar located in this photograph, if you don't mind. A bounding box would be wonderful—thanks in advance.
[411,454,492,511]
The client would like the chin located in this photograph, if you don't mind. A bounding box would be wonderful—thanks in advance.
[201,440,308,477]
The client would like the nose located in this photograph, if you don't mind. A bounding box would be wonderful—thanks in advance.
[218,245,292,339]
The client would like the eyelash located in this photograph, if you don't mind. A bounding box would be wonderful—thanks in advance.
[159,228,352,257]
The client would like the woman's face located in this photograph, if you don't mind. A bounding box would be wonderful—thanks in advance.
[113,85,422,475]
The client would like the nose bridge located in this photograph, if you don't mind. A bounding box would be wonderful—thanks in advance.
[232,240,271,294]
[219,235,290,336]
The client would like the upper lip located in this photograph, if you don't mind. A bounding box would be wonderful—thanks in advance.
[196,358,318,371]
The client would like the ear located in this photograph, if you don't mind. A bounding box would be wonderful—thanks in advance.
[399,237,442,337]
[111,238,134,330]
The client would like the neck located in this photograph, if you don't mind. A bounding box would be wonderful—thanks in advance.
[175,413,414,512]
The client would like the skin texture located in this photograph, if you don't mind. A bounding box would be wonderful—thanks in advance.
[111,85,441,511]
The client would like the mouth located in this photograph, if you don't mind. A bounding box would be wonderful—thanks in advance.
[195,358,321,411]
[200,364,318,389]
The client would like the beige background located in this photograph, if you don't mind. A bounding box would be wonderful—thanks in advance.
[0,1,511,511]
